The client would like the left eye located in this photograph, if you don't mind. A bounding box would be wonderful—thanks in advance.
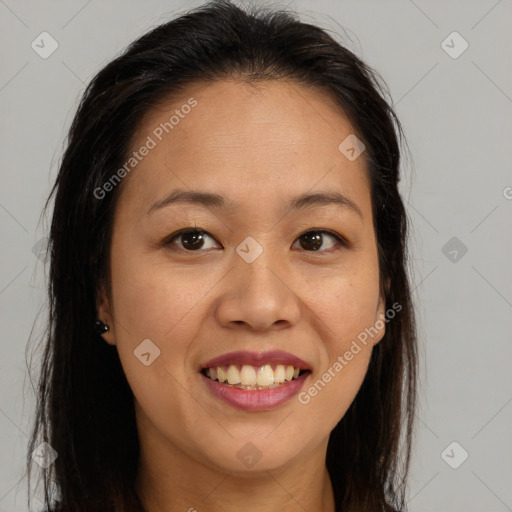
[292,229,345,252]
[163,228,345,253]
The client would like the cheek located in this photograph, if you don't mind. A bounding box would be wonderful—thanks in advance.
[297,274,378,425]
[306,264,382,347]
[109,247,227,409]
[297,344,372,440]
[110,247,209,342]
[108,255,208,433]
[299,262,381,409]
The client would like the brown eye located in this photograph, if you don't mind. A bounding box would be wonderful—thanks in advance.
[165,229,219,251]
[293,230,345,252]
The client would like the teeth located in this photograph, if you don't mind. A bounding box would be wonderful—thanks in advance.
[217,366,227,383]
[257,365,274,387]
[227,364,241,385]
[240,365,257,386]
[274,364,286,383]
[205,363,306,389]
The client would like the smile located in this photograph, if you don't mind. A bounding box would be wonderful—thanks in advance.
[199,350,312,411]
[202,364,309,390]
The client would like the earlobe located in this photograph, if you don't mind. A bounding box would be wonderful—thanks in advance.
[100,331,115,346]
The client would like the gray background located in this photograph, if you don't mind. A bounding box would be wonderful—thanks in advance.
[1,0,511,511]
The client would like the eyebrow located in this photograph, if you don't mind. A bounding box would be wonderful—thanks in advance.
[146,188,363,218]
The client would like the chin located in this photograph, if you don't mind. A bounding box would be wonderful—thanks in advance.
[195,434,307,475]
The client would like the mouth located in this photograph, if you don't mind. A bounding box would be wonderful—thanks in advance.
[198,350,312,410]
[201,364,311,390]
[199,350,312,391]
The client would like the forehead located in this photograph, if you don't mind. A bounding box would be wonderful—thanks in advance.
[117,79,371,220]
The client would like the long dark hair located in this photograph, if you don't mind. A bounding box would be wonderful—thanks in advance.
[26,1,417,510]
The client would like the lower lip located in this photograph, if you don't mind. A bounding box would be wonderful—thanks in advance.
[200,372,310,411]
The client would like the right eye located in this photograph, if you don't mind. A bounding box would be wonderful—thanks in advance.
[163,228,221,252]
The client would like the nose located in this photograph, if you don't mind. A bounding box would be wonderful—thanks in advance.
[214,244,302,331]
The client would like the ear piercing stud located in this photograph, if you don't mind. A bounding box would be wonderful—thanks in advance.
[95,320,110,333]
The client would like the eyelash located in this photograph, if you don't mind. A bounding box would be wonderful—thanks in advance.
[162,227,348,254]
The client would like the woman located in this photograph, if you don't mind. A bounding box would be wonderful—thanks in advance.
[27,1,418,511]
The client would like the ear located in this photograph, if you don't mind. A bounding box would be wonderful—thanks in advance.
[96,284,116,346]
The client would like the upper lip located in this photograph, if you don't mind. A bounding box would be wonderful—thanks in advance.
[200,350,312,371]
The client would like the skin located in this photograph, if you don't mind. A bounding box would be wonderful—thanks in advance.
[97,79,386,512]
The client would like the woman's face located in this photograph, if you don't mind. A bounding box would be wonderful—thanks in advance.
[98,80,385,475]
